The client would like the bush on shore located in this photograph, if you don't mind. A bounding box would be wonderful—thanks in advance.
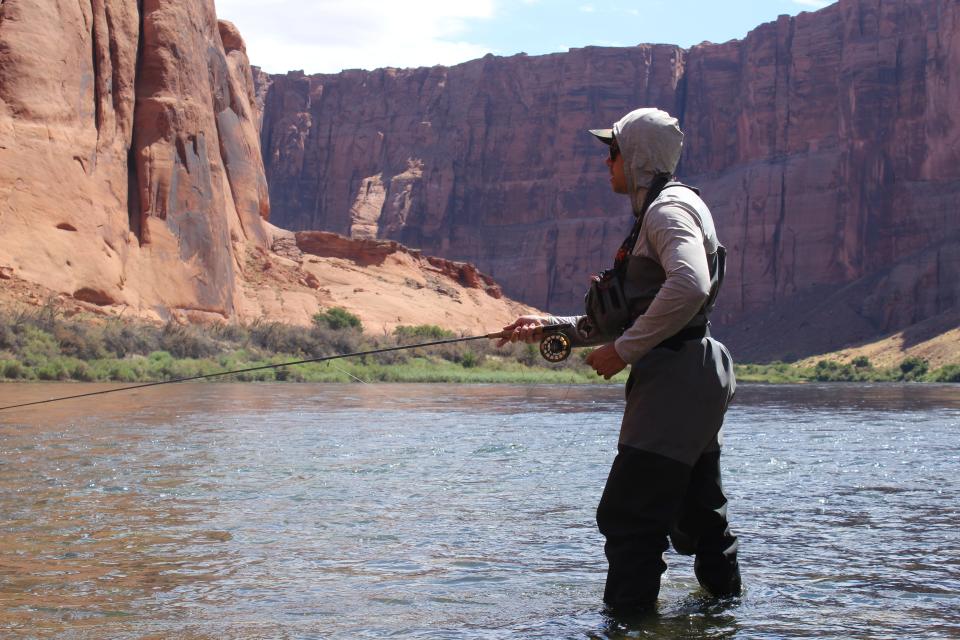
[0,305,956,384]
[313,307,363,332]
[0,307,595,383]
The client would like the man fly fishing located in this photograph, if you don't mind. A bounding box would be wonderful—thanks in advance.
[498,107,742,614]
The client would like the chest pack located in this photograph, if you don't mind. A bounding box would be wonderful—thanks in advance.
[583,182,726,340]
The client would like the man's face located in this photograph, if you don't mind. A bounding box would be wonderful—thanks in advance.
[606,139,628,194]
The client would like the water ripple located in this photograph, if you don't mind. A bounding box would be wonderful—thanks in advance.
[0,382,958,638]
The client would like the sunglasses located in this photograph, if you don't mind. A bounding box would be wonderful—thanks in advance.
[609,139,620,161]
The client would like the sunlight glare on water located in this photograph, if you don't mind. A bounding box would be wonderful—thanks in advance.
[0,382,958,639]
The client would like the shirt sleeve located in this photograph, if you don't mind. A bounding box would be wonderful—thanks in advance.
[545,315,611,347]
[613,201,712,364]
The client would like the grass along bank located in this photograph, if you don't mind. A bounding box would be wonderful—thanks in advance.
[0,306,626,385]
[0,306,956,384]
[736,356,960,383]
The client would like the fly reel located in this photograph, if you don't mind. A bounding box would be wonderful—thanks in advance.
[539,332,572,363]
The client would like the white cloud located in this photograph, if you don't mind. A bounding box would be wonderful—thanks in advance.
[792,0,831,8]
[214,0,496,74]
[579,4,596,12]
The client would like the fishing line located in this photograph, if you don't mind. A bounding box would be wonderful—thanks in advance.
[324,361,370,385]
[0,324,575,412]
[0,332,509,412]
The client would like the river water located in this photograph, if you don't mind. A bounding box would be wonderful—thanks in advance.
[0,382,958,639]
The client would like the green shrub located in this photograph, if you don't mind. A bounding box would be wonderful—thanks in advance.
[144,350,178,379]
[1,360,25,379]
[928,364,960,383]
[899,356,929,381]
[234,368,275,382]
[159,322,220,359]
[148,350,174,362]
[851,356,871,368]
[249,321,313,356]
[313,307,363,332]
[460,350,480,368]
[36,359,69,381]
[814,359,856,382]
[394,324,455,342]
[20,326,60,366]
[105,361,145,382]
[94,320,161,358]
[165,358,220,380]
[70,361,96,382]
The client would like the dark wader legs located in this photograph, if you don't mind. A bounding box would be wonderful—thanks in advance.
[596,446,741,613]
[671,450,741,597]
[596,446,689,612]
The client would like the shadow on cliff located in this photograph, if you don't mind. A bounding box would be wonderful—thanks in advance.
[717,235,960,362]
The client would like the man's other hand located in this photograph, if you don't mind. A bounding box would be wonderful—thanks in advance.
[586,343,627,379]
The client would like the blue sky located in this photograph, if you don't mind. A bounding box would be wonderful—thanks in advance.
[215,0,834,75]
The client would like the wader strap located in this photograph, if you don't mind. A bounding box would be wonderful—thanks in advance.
[615,179,700,268]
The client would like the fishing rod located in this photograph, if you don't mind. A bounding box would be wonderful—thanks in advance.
[0,324,575,412]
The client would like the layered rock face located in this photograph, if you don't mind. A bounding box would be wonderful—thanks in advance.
[0,0,269,320]
[261,229,532,334]
[681,0,960,358]
[261,0,960,358]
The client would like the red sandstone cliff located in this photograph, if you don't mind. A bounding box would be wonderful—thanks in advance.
[0,0,532,332]
[0,0,268,319]
[260,0,960,359]
[681,0,960,359]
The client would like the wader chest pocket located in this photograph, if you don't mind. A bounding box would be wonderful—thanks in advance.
[586,256,665,338]
[585,269,630,337]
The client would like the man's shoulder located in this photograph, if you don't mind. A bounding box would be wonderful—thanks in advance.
[655,183,706,207]
[645,184,719,248]
[638,193,710,252]
[646,191,705,226]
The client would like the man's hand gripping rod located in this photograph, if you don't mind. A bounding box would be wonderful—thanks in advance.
[486,323,574,363]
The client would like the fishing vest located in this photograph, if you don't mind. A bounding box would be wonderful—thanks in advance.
[583,182,726,340]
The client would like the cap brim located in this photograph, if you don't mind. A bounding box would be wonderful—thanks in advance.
[588,128,614,144]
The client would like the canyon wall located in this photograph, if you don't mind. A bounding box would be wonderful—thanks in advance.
[260,45,686,315]
[0,0,269,320]
[0,0,526,332]
[682,0,960,358]
[260,0,960,358]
